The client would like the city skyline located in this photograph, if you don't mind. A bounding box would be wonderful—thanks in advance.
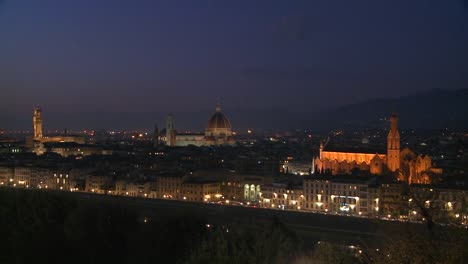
[1,2,467,263]
[1,88,467,131]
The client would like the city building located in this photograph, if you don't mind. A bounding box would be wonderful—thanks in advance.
[29,107,112,157]
[181,179,221,202]
[43,142,112,157]
[378,182,408,218]
[160,104,236,147]
[126,182,154,198]
[85,175,113,194]
[314,113,442,184]
[156,174,187,199]
[31,107,85,148]
[302,175,380,217]
[408,184,468,223]
[0,166,13,185]
[9,166,52,187]
[259,183,305,210]
[283,160,311,175]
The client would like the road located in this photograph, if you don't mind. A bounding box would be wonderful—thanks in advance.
[62,191,422,247]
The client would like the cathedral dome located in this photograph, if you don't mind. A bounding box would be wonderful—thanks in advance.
[207,104,231,130]
[204,104,235,145]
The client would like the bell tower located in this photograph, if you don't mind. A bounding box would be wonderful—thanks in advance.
[33,107,43,140]
[166,114,176,147]
[152,123,159,148]
[387,112,400,172]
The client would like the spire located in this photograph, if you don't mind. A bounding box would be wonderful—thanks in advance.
[166,114,175,130]
[166,114,176,147]
[390,112,398,132]
[215,103,221,112]
[153,122,159,148]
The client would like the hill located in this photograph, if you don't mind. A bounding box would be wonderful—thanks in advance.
[312,88,468,130]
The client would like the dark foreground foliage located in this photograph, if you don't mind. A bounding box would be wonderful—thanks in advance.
[1,188,466,264]
[0,188,315,264]
[0,188,208,263]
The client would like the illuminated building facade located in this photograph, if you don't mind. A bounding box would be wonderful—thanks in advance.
[32,107,85,146]
[33,107,43,139]
[155,175,221,202]
[125,182,155,198]
[43,142,111,157]
[181,180,221,202]
[29,107,112,156]
[85,175,113,194]
[0,166,13,185]
[259,184,305,210]
[387,113,401,172]
[302,176,380,217]
[204,104,234,145]
[160,104,236,147]
[156,174,187,199]
[314,113,441,184]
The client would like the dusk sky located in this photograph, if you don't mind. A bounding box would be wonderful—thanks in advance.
[1,0,468,130]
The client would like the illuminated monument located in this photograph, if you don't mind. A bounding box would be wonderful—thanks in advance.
[314,113,441,184]
[204,104,234,145]
[160,104,235,147]
[33,107,43,139]
[31,107,85,154]
[29,107,112,156]
[386,113,400,172]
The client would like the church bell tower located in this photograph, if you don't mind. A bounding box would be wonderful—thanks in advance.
[387,112,400,172]
[166,114,176,147]
[152,123,159,148]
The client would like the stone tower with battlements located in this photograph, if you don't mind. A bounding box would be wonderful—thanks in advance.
[33,107,43,140]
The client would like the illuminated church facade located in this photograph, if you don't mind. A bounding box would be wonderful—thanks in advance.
[314,113,441,184]
[160,104,236,147]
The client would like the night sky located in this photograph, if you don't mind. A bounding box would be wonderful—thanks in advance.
[1,0,468,130]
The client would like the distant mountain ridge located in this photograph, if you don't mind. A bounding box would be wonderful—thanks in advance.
[1,89,466,131]
[314,88,468,130]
